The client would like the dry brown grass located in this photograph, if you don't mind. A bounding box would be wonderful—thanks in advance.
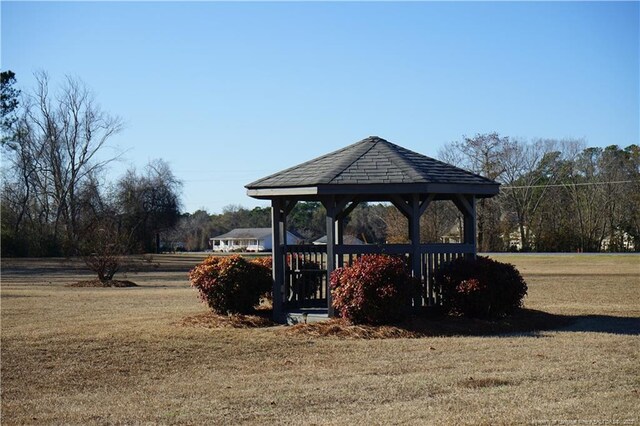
[2,253,639,425]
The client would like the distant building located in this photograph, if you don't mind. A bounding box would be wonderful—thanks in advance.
[441,223,463,244]
[503,226,535,251]
[210,228,302,252]
[313,235,365,245]
[601,230,636,252]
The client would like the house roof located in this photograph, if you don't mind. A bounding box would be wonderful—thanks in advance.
[246,136,499,198]
[314,235,365,245]
[210,228,301,241]
[211,228,272,240]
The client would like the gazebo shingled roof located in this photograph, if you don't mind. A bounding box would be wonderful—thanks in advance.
[246,136,498,197]
[245,136,500,323]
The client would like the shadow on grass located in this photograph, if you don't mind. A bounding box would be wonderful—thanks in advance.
[283,309,640,339]
[401,309,640,337]
[1,267,89,276]
[558,315,640,336]
[177,306,640,338]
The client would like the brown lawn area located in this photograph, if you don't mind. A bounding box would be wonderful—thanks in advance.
[1,253,639,425]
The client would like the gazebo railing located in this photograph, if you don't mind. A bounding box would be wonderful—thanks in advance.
[282,243,474,310]
[418,244,474,306]
[284,245,328,308]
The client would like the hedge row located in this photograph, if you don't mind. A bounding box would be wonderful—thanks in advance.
[188,254,527,322]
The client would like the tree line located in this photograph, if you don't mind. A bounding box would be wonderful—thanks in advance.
[439,133,639,252]
[1,71,182,257]
[2,71,638,256]
[171,134,639,253]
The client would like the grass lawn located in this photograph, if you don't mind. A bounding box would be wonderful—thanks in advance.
[1,253,639,425]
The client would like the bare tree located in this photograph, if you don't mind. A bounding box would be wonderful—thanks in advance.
[169,210,213,251]
[115,159,182,253]
[563,144,608,252]
[619,145,640,250]
[2,72,123,255]
[500,139,566,250]
[597,145,639,251]
[439,133,510,251]
[420,201,460,243]
[83,227,124,282]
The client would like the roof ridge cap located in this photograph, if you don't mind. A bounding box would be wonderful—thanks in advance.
[377,141,427,182]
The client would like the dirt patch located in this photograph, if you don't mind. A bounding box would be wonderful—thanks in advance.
[66,279,138,288]
[178,311,276,329]
[458,377,513,388]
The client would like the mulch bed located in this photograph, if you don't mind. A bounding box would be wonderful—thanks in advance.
[178,308,571,337]
[66,279,138,288]
[280,309,572,339]
[178,311,276,329]
[281,319,420,339]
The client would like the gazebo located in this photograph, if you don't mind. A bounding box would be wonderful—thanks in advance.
[246,136,499,322]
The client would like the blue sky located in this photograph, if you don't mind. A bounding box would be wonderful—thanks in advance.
[2,1,638,214]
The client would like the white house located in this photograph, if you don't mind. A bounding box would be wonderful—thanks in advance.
[210,228,301,252]
[441,223,463,244]
[601,230,636,252]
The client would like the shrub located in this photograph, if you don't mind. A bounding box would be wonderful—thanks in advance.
[82,227,124,282]
[435,256,527,318]
[250,256,273,299]
[330,254,418,325]
[189,255,271,314]
[250,255,273,271]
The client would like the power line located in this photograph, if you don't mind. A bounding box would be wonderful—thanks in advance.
[501,180,637,189]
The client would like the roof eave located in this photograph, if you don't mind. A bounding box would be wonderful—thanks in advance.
[247,182,499,199]
[246,186,319,198]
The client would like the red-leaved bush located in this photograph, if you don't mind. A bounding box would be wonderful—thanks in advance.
[250,256,273,299]
[330,254,418,325]
[250,255,273,272]
[435,256,527,318]
[189,255,271,314]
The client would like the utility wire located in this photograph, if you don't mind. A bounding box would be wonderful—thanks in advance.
[501,180,637,189]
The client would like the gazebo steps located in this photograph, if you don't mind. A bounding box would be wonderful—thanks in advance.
[283,307,329,325]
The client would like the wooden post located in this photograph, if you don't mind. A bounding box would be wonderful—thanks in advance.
[336,216,344,268]
[271,199,285,321]
[409,194,422,307]
[282,202,288,261]
[324,196,336,317]
[282,199,296,305]
[465,195,477,258]
[454,194,477,259]
[335,197,359,268]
